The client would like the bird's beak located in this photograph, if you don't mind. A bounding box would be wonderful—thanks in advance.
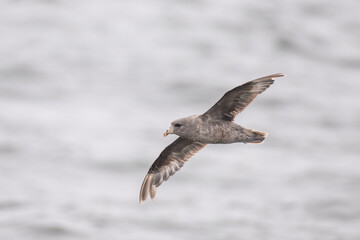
[163,126,173,137]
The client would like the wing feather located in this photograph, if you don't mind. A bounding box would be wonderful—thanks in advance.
[202,73,285,121]
[139,137,207,203]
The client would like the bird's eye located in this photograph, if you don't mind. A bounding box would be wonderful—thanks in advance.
[174,123,182,127]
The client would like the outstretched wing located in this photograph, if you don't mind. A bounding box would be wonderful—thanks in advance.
[202,73,285,121]
[139,137,207,203]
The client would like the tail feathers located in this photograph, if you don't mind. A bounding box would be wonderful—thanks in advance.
[245,129,268,144]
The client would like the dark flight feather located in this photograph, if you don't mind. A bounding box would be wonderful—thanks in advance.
[139,137,207,203]
[203,73,284,121]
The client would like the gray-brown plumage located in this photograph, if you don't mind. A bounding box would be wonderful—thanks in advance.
[139,73,285,203]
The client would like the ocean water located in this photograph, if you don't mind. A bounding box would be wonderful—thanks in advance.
[0,0,359,239]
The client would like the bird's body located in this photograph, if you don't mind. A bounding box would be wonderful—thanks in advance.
[139,73,285,203]
[171,115,267,144]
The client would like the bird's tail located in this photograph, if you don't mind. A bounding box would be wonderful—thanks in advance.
[244,129,268,144]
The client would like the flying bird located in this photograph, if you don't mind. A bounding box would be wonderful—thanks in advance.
[139,73,285,203]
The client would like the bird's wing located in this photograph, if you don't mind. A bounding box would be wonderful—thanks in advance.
[202,73,285,121]
[139,137,207,203]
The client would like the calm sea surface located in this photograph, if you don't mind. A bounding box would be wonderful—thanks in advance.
[0,0,359,239]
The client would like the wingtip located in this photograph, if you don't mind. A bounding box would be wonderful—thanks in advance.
[276,73,286,77]
[253,73,286,82]
[150,184,157,200]
[139,173,158,203]
[139,186,158,203]
[139,174,150,203]
[270,73,286,78]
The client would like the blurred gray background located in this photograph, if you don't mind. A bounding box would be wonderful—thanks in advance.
[0,0,359,239]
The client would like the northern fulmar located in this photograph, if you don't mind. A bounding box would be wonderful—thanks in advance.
[140,73,285,203]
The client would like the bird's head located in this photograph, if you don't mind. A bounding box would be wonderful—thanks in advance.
[164,115,198,138]
[163,119,187,137]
